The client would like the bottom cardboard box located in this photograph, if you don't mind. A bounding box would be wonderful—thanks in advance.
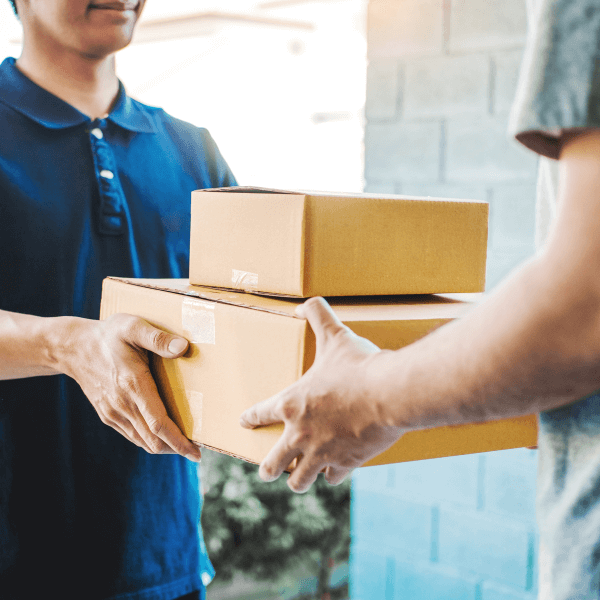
[100,278,537,468]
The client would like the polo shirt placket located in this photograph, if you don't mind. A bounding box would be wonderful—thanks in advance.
[89,119,126,235]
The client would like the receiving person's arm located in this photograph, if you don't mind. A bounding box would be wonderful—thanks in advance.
[0,308,202,461]
[240,129,600,492]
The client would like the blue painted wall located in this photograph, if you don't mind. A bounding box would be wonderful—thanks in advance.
[351,450,539,599]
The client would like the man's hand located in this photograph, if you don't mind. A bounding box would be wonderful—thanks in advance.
[239,297,404,493]
[56,313,202,461]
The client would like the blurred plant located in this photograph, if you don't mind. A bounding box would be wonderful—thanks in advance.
[201,451,350,598]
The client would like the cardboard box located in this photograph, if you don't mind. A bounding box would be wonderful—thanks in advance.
[100,278,537,467]
[189,187,489,297]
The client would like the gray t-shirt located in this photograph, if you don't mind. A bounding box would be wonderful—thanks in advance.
[510,1,600,598]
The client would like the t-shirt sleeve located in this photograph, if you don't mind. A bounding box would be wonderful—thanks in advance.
[199,128,238,188]
[509,0,600,159]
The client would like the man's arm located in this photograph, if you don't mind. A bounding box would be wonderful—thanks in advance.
[0,308,202,461]
[240,129,600,492]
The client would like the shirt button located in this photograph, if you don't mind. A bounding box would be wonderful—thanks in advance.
[100,169,114,179]
[91,128,103,139]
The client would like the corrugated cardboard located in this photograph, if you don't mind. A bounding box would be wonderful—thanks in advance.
[99,278,537,468]
[189,187,489,297]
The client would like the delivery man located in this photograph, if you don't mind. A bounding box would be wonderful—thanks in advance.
[240,1,600,597]
[0,0,235,598]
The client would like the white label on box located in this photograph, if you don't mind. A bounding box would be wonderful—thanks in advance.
[232,269,258,291]
[182,298,216,344]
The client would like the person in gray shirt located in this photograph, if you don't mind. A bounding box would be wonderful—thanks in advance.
[240,1,600,598]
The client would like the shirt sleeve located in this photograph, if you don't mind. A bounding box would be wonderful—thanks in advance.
[509,0,600,159]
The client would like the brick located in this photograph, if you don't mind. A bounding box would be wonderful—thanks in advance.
[367,60,402,120]
[351,492,432,560]
[484,448,538,522]
[385,454,479,509]
[350,545,390,600]
[438,508,532,588]
[446,116,538,183]
[488,183,537,250]
[449,0,528,52]
[482,581,538,600]
[401,183,486,201]
[368,0,444,59]
[365,121,441,182]
[404,54,489,118]
[494,49,526,114]
[393,561,478,600]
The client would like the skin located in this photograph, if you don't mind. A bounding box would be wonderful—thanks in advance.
[241,129,600,493]
[1,0,202,461]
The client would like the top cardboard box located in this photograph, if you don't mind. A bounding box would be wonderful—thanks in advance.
[190,187,489,297]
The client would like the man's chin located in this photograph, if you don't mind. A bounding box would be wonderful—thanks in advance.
[81,30,136,58]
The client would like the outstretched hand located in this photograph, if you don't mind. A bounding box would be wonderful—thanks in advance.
[58,313,202,461]
[240,297,404,493]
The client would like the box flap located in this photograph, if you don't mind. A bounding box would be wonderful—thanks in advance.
[194,186,300,195]
[107,278,481,321]
[194,186,488,204]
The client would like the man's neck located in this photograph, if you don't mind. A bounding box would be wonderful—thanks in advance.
[16,41,120,120]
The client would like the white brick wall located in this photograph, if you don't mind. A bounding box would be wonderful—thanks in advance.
[404,54,490,118]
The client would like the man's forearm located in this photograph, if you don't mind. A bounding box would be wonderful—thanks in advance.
[373,253,600,430]
[0,309,69,380]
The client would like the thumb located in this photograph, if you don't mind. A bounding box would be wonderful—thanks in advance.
[129,318,189,358]
[295,297,346,348]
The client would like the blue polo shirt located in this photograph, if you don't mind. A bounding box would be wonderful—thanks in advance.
[0,57,236,600]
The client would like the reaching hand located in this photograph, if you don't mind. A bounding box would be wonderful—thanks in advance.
[56,313,201,461]
[240,297,404,493]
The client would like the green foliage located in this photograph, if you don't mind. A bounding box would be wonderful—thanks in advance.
[201,451,350,585]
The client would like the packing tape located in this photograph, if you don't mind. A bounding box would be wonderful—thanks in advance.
[182,298,216,344]
[189,391,203,436]
[232,269,258,292]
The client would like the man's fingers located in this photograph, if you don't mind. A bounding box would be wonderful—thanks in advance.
[295,297,346,348]
[324,465,353,486]
[286,454,326,493]
[101,409,157,453]
[131,378,202,461]
[126,317,189,358]
[258,435,302,482]
[240,392,285,429]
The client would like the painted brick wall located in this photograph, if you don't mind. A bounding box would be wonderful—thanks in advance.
[351,1,540,598]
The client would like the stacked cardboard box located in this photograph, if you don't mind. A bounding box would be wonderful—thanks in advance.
[100,187,537,467]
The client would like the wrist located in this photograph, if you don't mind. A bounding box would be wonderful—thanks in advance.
[363,349,406,429]
[40,316,86,375]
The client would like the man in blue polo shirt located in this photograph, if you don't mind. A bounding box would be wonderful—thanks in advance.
[0,1,236,598]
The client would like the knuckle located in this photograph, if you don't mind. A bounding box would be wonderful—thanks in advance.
[97,412,111,426]
[148,417,166,436]
[103,406,121,423]
[147,438,166,454]
[114,313,139,336]
[289,430,311,449]
[338,455,356,469]
[288,478,308,494]
[261,462,277,480]
[116,373,141,396]
[149,328,170,352]
[278,397,298,421]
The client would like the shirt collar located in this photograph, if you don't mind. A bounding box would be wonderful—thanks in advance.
[0,57,156,133]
